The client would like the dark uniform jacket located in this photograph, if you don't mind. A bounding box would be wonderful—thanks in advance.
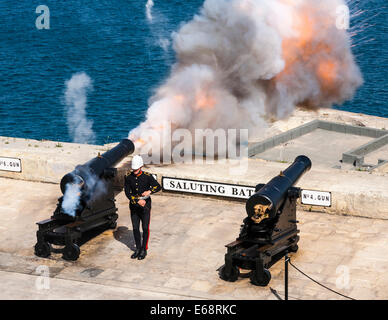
[124,171,161,208]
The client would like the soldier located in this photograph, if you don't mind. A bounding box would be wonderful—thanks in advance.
[124,155,161,260]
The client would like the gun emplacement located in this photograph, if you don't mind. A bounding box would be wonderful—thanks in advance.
[34,139,135,261]
[219,155,311,286]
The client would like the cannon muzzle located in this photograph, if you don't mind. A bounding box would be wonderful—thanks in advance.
[246,155,311,223]
[60,139,134,194]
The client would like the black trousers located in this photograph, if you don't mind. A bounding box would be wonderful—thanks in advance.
[130,203,151,250]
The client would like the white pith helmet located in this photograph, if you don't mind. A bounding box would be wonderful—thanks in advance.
[131,155,144,170]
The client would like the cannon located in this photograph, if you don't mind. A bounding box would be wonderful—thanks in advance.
[34,139,135,261]
[219,155,311,286]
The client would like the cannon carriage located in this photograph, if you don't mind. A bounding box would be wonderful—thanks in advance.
[219,155,311,286]
[34,139,134,261]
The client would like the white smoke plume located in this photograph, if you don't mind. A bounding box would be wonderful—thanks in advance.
[130,0,363,154]
[145,0,172,53]
[146,0,154,22]
[61,171,108,217]
[84,172,108,202]
[62,183,81,217]
[157,37,171,52]
[64,72,96,144]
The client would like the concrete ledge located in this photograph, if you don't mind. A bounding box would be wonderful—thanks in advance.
[2,107,388,221]
[248,120,388,168]
[0,149,77,184]
[342,134,388,165]
[373,160,388,174]
[0,137,118,184]
[1,138,388,219]
[248,120,319,157]
[317,120,386,138]
[136,159,388,220]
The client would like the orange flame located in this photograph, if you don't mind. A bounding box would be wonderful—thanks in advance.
[317,60,337,88]
[174,94,185,104]
[277,5,339,90]
[195,91,216,110]
[135,138,145,146]
[280,9,316,72]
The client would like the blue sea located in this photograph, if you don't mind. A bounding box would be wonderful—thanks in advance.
[0,0,387,145]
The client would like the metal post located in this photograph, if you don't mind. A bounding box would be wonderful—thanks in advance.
[285,253,289,300]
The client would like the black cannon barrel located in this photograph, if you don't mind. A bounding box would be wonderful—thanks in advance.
[246,155,311,220]
[60,139,135,194]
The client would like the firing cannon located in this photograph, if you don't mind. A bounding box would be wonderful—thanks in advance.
[34,139,135,261]
[219,155,311,286]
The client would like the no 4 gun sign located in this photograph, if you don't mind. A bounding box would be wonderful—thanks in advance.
[300,189,331,207]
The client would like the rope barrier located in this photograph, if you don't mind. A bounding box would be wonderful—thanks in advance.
[288,258,356,300]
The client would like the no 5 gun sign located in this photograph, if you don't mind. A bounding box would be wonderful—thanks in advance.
[0,157,22,173]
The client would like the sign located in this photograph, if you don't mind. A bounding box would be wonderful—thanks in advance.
[162,176,332,207]
[162,177,256,200]
[301,189,331,207]
[0,157,22,173]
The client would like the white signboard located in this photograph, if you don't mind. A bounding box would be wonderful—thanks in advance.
[162,177,332,206]
[162,177,256,200]
[0,157,22,173]
[301,189,331,207]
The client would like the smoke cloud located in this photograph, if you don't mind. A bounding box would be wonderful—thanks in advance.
[130,0,363,153]
[62,183,81,217]
[146,0,154,22]
[145,0,172,54]
[61,171,108,217]
[64,72,96,144]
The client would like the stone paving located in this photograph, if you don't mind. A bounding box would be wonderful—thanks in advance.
[1,177,388,300]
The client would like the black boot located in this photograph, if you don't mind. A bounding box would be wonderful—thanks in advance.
[138,249,147,260]
[131,249,140,259]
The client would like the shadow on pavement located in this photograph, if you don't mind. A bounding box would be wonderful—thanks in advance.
[113,226,136,251]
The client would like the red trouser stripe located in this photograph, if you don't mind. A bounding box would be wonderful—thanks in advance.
[145,210,151,250]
